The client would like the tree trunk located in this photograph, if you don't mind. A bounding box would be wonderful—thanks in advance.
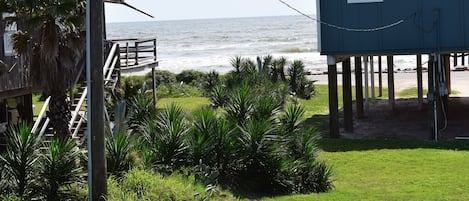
[48,95,71,141]
[0,14,5,60]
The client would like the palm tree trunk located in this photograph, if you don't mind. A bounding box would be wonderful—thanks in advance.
[48,95,71,141]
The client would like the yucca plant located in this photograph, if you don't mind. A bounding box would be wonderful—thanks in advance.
[236,119,283,192]
[225,85,253,126]
[141,104,190,174]
[251,96,282,122]
[280,104,306,134]
[128,92,157,132]
[0,123,41,198]
[280,127,333,193]
[190,107,218,166]
[39,137,84,201]
[200,70,220,96]
[209,85,229,108]
[106,101,135,177]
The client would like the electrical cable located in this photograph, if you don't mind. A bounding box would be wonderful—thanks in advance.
[278,0,416,32]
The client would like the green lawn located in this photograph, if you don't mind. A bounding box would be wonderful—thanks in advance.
[264,139,469,201]
[157,97,209,111]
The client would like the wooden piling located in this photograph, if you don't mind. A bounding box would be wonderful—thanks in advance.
[343,58,353,132]
[364,56,369,110]
[417,54,423,109]
[444,54,451,94]
[378,56,383,97]
[370,56,375,102]
[387,55,395,110]
[355,57,364,118]
[328,56,340,138]
[427,54,437,140]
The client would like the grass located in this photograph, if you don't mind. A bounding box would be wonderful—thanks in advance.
[265,139,469,201]
[397,87,459,98]
[157,97,209,111]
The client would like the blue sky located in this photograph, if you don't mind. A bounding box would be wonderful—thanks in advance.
[105,0,316,22]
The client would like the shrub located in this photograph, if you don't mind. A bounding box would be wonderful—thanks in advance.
[200,70,220,96]
[38,137,84,201]
[0,123,41,198]
[157,83,203,98]
[107,169,238,201]
[140,104,190,174]
[176,70,205,85]
[106,102,136,177]
[146,70,176,86]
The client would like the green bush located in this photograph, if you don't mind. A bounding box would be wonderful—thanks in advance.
[107,169,238,201]
[0,123,41,198]
[157,83,203,98]
[146,70,176,86]
[39,137,85,201]
[176,70,205,85]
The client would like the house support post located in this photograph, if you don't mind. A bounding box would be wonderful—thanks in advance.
[454,53,458,67]
[370,56,375,103]
[343,58,353,132]
[444,54,451,94]
[364,56,369,110]
[417,54,423,109]
[22,94,33,123]
[328,56,340,138]
[428,54,438,141]
[378,56,383,97]
[461,52,466,66]
[355,56,364,118]
[387,56,395,110]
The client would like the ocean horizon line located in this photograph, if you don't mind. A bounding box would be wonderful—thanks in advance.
[106,14,316,24]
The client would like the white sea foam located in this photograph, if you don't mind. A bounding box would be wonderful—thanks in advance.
[106,16,433,75]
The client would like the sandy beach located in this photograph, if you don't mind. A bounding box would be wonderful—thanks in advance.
[308,71,469,96]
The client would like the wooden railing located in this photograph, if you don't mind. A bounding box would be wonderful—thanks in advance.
[111,38,157,67]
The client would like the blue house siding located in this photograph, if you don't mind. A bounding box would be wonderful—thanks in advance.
[319,0,469,55]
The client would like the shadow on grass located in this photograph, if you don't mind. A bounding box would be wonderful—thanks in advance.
[319,138,469,152]
[303,112,469,152]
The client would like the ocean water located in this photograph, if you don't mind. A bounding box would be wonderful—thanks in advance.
[107,15,425,74]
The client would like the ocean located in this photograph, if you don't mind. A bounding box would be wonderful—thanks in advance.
[6,15,419,74]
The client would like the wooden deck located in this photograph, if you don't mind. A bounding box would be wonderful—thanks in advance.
[111,38,159,74]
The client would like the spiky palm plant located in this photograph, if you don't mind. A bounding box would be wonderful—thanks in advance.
[140,104,190,174]
[128,93,157,132]
[280,129,333,194]
[225,85,253,126]
[280,104,306,134]
[288,60,305,95]
[230,56,243,74]
[209,85,229,108]
[3,0,86,140]
[200,70,220,96]
[237,119,284,192]
[190,107,218,166]
[39,137,84,201]
[0,123,41,198]
[106,101,134,177]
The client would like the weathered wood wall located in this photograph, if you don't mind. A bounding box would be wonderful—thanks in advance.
[0,56,35,98]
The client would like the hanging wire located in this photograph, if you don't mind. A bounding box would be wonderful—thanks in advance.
[278,0,416,32]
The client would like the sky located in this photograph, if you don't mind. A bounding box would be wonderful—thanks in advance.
[105,0,316,23]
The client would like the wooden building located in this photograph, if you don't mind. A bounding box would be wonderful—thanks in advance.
[317,0,469,141]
